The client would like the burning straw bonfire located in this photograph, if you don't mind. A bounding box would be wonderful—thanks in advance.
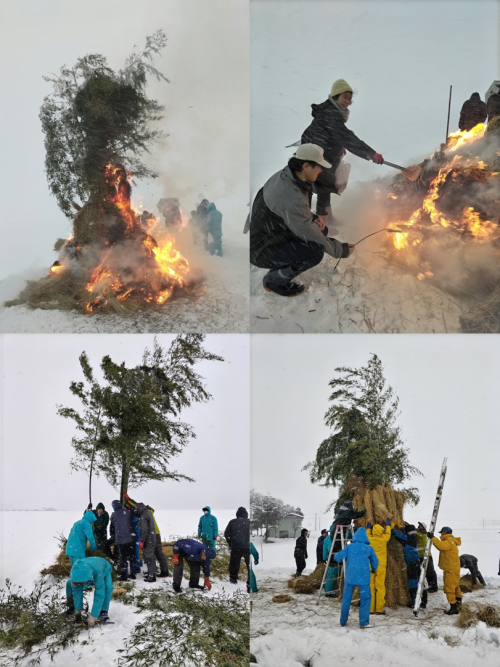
[5,31,193,315]
[381,121,500,332]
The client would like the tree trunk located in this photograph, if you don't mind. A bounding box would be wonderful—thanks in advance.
[120,457,130,505]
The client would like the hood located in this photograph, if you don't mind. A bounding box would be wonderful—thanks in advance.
[71,559,93,584]
[207,202,216,211]
[311,99,336,118]
[135,502,147,516]
[470,92,481,102]
[236,507,248,519]
[204,547,216,560]
[83,511,96,524]
[111,500,122,511]
[352,527,370,545]
[442,534,461,545]
[202,506,211,515]
[96,502,105,511]
[372,524,385,537]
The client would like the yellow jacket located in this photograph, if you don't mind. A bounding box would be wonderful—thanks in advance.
[367,524,392,568]
[431,533,461,573]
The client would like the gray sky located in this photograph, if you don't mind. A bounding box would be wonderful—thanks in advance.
[251,334,500,526]
[251,0,498,194]
[0,334,249,510]
[0,0,249,279]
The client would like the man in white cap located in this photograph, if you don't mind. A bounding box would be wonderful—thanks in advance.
[416,521,438,593]
[301,78,384,227]
[250,143,354,297]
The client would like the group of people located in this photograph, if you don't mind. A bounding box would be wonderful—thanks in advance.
[295,500,486,628]
[189,198,224,256]
[249,78,384,297]
[64,500,253,628]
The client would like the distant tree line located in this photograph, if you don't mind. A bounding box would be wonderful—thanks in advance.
[250,489,304,540]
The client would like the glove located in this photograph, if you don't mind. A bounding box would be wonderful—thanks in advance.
[472,584,476,589]
[88,615,99,628]
[254,560,259,566]
[373,153,384,164]
[214,536,217,541]
[366,523,372,529]
[139,541,144,549]
[426,532,434,539]
[172,553,179,565]
[204,577,212,591]
[87,503,93,511]
[386,519,392,526]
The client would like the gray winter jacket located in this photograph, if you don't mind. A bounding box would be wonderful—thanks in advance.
[250,166,347,267]
[134,502,157,546]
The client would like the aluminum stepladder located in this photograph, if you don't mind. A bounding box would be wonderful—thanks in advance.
[316,523,352,605]
[413,457,448,617]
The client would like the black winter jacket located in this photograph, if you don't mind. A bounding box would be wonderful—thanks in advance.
[459,93,487,131]
[224,507,250,549]
[294,534,308,559]
[316,535,326,562]
[301,99,376,185]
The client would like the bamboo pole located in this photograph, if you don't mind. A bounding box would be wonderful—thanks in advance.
[446,85,453,142]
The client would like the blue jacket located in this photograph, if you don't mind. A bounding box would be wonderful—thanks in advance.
[70,557,113,617]
[207,203,223,237]
[66,511,96,559]
[110,500,135,545]
[173,539,216,577]
[334,527,378,586]
[392,529,422,587]
[198,506,219,542]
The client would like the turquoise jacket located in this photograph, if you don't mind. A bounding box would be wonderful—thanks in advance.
[250,542,259,593]
[207,203,223,237]
[69,557,113,617]
[198,506,219,542]
[66,511,96,559]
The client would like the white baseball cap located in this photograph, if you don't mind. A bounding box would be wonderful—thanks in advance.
[294,144,332,169]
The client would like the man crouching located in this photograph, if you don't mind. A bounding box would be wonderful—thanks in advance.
[250,144,355,297]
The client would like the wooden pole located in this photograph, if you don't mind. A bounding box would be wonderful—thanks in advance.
[446,85,453,142]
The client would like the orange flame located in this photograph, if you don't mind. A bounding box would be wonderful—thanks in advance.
[49,263,64,275]
[447,123,484,152]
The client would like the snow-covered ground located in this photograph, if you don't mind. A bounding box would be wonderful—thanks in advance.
[250,531,500,666]
[0,232,249,334]
[0,509,247,667]
[250,183,463,334]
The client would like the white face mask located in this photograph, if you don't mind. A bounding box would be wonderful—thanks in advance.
[203,510,209,515]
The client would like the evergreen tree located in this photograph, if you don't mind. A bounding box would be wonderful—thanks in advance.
[40,31,168,217]
[58,335,223,504]
[303,354,422,510]
[57,352,105,505]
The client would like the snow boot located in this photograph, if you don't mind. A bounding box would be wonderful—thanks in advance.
[325,592,339,599]
[144,575,157,583]
[119,576,128,582]
[157,572,170,578]
[173,583,182,593]
[65,606,75,617]
[456,597,463,606]
[129,574,136,580]
[189,583,205,591]
[427,587,438,593]
[444,602,460,615]
[360,624,374,629]
[230,577,238,584]
[263,281,305,297]
[375,611,386,615]
[99,611,110,623]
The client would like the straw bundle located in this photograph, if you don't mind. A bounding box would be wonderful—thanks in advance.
[287,563,326,594]
[272,594,291,603]
[459,574,485,594]
[457,602,500,629]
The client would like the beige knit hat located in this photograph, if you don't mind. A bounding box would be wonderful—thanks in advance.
[330,79,353,98]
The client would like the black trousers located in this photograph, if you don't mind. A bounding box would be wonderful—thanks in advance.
[173,555,202,589]
[295,554,306,576]
[466,561,485,586]
[263,240,324,288]
[117,541,135,578]
[409,587,428,607]
[229,548,250,582]
[420,555,438,590]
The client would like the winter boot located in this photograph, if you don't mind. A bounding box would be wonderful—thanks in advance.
[99,610,110,623]
[360,624,374,629]
[230,577,238,584]
[129,574,136,580]
[263,281,305,297]
[189,583,205,591]
[444,602,460,615]
[375,611,386,615]
[144,575,157,583]
[65,606,75,617]
[427,587,438,593]
[119,576,128,582]
[456,597,463,606]
[173,583,182,593]
[157,572,170,578]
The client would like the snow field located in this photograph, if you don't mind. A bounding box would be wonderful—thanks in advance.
[250,533,500,666]
[0,509,248,667]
